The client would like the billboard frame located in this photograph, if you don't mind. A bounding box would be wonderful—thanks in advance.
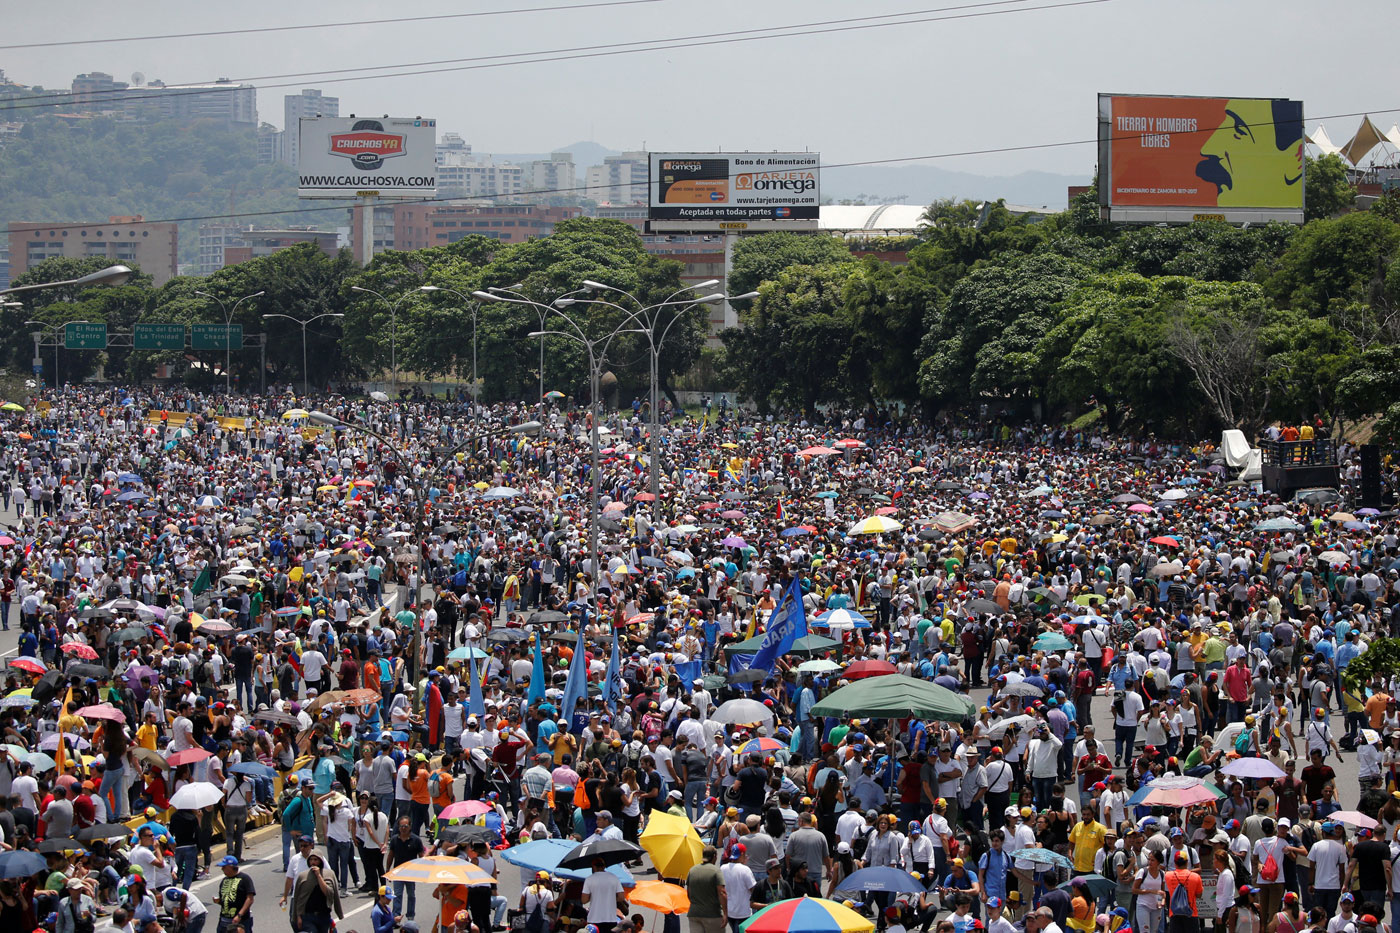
[1097,93,1305,225]
[648,152,820,232]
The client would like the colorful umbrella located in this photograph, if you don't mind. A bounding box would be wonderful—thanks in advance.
[59,643,99,660]
[742,897,875,933]
[848,515,901,535]
[10,657,46,675]
[384,856,495,885]
[738,737,788,756]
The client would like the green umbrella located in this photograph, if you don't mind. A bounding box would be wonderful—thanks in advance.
[1033,632,1074,652]
[809,674,975,723]
[790,634,842,656]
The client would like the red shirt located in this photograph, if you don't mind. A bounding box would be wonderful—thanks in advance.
[1077,754,1111,791]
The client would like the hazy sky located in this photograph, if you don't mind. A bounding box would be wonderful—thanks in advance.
[4,0,1395,178]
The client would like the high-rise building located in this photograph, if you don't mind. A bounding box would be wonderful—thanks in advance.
[585,151,648,203]
[9,216,178,285]
[388,203,583,250]
[70,72,128,109]
[525,152,577,197]
[283,89,338,167]
[435,139,526,199]
[103,78,258,126]
[257,123,284,165]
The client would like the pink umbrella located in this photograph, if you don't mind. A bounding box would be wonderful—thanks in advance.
[166,748,213,767]
[0,536,15,547]
[438,800,493,820]
[1128,503,1155,513]
[1141,782,1220,808]
[76,704,126,723]
[1330,810,1378,829]
[799,446,838,456]
[834,438,864,448]
[60,643,99,660]
[720,509,745,520]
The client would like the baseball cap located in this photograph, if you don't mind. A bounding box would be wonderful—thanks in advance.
[1341,893,1355,903]
[218,856,239,867]
[987,898,1004,910]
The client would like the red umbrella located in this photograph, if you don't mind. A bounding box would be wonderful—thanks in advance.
[697,503,721,511]
[834,438,865,448]
[60,643,99,660]
[874,506,899,516]
[76,704,126,723]
[1149,536,1181,547]
[843,659,898,680]
[165,748,213,767]
[624,613,655,626]
[10,657,46,675]
[634,493,657,502]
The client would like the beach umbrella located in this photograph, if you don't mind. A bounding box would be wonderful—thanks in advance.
[169,781,223,809]
[385,856,495,885]
[639,811,705,879]
[739,737,789,756]
[499,838,635,885]
[628,880,689,914]
[741,897,875,933]
[810,674,975,723]
[814,608,869,631]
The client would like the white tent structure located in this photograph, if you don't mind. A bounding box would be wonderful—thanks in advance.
[1221,429,1262,482]
[1306,125,1344,158]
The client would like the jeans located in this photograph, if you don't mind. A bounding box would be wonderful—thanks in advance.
[358,843,384,892]
[377,793,395,824]
[175,845,199,888]
[393,878,417,918]
[225,806,248,859]
[236,677,254,711]
[327,837,354,889]
[410,800,431,839]
[298,915,334,933]
[1135,904,1163,933]
[799,721,818,760]
[187,914,206,933]
[684,780,708,821]
[99,763,129,819]
[282,831,297,872]
[1031,776,1055,809]
[1114,724,1137,765]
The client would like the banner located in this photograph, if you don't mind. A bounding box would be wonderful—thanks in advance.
[526,634,546,704]
[746,577,807,673]
[600,628,622,712]
[560,625,588,730]
[467,649,486,717]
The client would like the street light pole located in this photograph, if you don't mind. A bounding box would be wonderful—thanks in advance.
[0,264,133,298]
[262,312,345,397]
[351,285,431,399]
[307,410,541,680]
[194,289,264,394]
[474,285,591,406]
[25,319,86,389]
[418,286,480,417]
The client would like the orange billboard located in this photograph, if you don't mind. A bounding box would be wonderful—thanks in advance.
[1099,94,1304,221]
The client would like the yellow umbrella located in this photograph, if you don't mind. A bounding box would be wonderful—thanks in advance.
[473,482,490,490]
[317,484,340,493]
[1,402,24,413]
[384,856,494,886]
[848,515,902,535]
[639,810,703,879]
[282,408,310,420]
[188,612,208,628]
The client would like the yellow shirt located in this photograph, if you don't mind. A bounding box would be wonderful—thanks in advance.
[136,724,159,751]
[1069,819,1107,872]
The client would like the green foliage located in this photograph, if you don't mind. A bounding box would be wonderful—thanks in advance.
[1267,212,1400,313]
[1105,221,1296,282]
[1341,637,1400,691]
[727,232,853,297]
[1304,154,1357,223]
[0,115,327,264]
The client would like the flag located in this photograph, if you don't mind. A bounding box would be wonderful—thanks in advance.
[746,577,807,673]
[467,649,487,717]
[600,627,621,712]
[560,624,588,728]
[192,567,211,596]
[775,499,784,524]
[54,686,73,775]
[526,633,546,704]
[744,609,758,641]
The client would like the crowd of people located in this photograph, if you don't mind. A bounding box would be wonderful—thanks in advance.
[0,385,1394,933]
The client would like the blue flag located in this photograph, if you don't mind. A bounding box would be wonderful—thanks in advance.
[560,624,589,729]
[467,649,487,717]
[600,628,622,712]
[526,631,546,704]
[746,577,807,673]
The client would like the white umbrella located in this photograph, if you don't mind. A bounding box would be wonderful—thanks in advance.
[987,714,1036,740]
[712,699,774,725]
[1317,550,1348,565]
[169,782,224,810]
[797,659,841,674]
[817,608,866,631]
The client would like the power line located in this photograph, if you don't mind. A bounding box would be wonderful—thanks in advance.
[0,0,1080,113]
[0,0,672,51]
[15,106,1394,233]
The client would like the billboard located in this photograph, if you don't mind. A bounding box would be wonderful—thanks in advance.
[298,116,437,199]
[649,152,820,231]
[1098,94,1304,224]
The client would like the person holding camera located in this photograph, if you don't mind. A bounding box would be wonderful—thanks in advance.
[289,851,344,933]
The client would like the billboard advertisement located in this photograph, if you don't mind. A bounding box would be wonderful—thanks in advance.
[298,116,437,199]
[649,152,820,230]
[1098,94,1304,224]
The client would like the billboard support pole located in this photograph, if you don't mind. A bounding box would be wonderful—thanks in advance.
[359,194,377,267]
[722,232,739,331]
[260,333,267,395]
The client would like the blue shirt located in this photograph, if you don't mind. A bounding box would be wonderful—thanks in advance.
[312,756,338,794]
[978,849,1010,899]
[1335,641,1361,669]
[372,903,397,933]
[795,687,816,723]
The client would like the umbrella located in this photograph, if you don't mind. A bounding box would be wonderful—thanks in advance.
[543,390,566,399]
[252,710,303,728]
[384,856,495,885]
[639,810,705,879]
[1149,561,1185,578]
[810,675,975,723]
[1317,550,1348,565]
[67,663,110,679]
[986,714,1037,740]
[10,657,46,675]
[739,737,789,756]
[1138,777,1222,808]
[482,487,523,500]
[721,535,746,548]
[1149,536,1180,548]
[832,866,926,895]
[742,897,875,933]
[165,748,214,768]
[498,838,635,885]
[40,734,90,751]
[999,682,1044,698]
[1011,848,1074,870]
[437,824,498,846]
[1330,810,1378,829]
[933,511,977,533]
[229,762,276,779]
[813,609,869,631]
[169,782,223,809]
[0,850,45,878]
[282,409,310,420]
[487,629,529,644]
[1033,632,1074,652]
[628,880,689,914]
[1220,758,1285,779]
[795,659,841,674]
[965,598,1002,615]
[843,659,897,680]
[557,838,644,870]
[79,822,140,841]
[447,646,490,661]
[848,516,901,535]
[789,635,842,656]
[727,669,768,686]
[1256,518,1303,532]
[438,800,494,820]
[1076,874,1117,901]
[75,704,125,723]
[37,838,81,854]
[712,699,774,724]
[24,752,56,772]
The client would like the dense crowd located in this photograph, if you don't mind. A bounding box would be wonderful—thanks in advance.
[0,386,1395,933]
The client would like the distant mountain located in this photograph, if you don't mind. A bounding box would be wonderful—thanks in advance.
[821,164,1090,210]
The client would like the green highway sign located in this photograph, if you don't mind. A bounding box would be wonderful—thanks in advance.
[63,322,108,350]
[191,323,243,350]
[133,322,186,350]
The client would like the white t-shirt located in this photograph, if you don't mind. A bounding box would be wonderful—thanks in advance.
[720,862,757,919]
[1134,867,1164,909]
[1252,836,1288,884]
[582,870,624,924]
[1116,691,1145,728]
[1307,839,1347,889]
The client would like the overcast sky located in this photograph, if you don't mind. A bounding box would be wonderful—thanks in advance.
[4,0,1394,177]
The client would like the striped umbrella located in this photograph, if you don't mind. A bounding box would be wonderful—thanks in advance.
[742,897,875,933]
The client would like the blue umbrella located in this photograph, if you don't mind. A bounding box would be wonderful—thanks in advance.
[781,526,812,537]
[499,838,636,886]
[675,568,695,579]
[0,850,46,878]
[1012,847,1074,870]
[117,473,142,485]
[229,762,275,779]
[815,491,839,499]
[115,491,148,503]
[833,866,926,895]
[448,646,489,661]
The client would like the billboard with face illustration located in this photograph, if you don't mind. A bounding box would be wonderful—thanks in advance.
[1098,94,1304,224]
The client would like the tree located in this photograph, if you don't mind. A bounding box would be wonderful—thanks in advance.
[1266,211,1400,314]
[1305,154,1357,222]
[726,232,852,297]
[1337,345,1400,446]
[1162,281,1280,431]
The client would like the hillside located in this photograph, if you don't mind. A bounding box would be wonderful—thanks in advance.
[0,115,335,265]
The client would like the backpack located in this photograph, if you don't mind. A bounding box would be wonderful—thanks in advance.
[1168,875,1193,917]
[428,770,443,799]
[1259,851,1280,883]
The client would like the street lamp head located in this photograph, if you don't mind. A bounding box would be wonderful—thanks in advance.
[418,285,441,293]
[193,290,213,299]
[527,331,547,339]
[248,291,266,298]
[582,280,609,291]
[471,291,497,301]
[510,421,543,433]
[554,298,575,307]
[308,411,340,427]
[733,291,761,300]
[350,286,370,294]
[73,265,134,288]
[699,293,726,304]
[689,279,721,290]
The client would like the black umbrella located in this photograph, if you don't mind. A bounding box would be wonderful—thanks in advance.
[965,599,1001,615]
[557,838,643,870]
[528,611,568,625]
[78,823,136,842]
[37,838,82,853]
[1001,681,1044,698]
[549,632,579,643]
[108,627,149,644]
[917,529,943,542]
[252,709,303,728]
[727,669,767,685]
[934,481,963,491]
[438,823,495,845]
[487,629,529,644]
[68,663,111,679]
[598,518,621,531]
